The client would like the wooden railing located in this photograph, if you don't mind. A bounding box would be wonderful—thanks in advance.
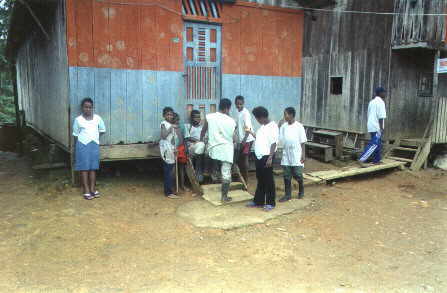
[392,0,446,47]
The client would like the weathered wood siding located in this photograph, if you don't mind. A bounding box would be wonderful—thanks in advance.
[392,0,447,47]
[301,0,394,134]
[387,50,436,139]
[15,1,69,148]
[433,96,447,143]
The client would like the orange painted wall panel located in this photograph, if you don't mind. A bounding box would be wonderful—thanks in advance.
[66,0,182,71]
[221,5,303,77]
[66,0,302,76]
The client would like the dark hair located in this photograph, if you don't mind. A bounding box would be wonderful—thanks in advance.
[252,106,269,119]
[190,109,201,119]
[284,107,296,118]
[173,112,179,121]
[163,107,174,116]
[219,98,232,111]
[81,97,93,107]
[235,95,244,103]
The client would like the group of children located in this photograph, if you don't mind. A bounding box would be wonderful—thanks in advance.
[72,95,308,210]
[159,96,308,211]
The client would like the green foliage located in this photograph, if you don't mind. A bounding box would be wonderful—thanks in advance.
[0,94,14,123]
[0,0,15,124]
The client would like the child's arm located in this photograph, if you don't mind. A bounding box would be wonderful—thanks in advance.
[200,119,208,141]
[175,126,184,145]
[265,125,279,167]
[160,124,173,140]
[265,143,277,167]
[242,112,252,144]
[301,143,306,164]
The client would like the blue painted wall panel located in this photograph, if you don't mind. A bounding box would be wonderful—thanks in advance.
[142,71,158,142]
[95,69,111,145]
[69,67,302,145]
[69,67,185,144]
[126,70,143,143]
[223,74,302,126]
[110,70,127,144]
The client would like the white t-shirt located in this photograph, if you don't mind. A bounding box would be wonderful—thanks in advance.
[72,114,106,145]
[279,121,307,167]
[184,123,203,141]
[236,108,255,144]
[206,112,236,163]
[254,121,279,160]
[367,96,387,133]
[159,120,175,164]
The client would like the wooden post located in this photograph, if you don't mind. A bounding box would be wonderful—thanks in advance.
[334,134,343,159]
[433,50,440,98]
[10,64,23,155]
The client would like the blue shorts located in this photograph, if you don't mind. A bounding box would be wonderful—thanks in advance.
[75,141,100,171]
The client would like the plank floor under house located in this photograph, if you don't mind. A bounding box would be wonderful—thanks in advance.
[274,159,406,186]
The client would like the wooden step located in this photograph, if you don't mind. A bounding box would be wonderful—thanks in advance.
[393,146,418,152]
[388,156,414,163]
[400,138,425,148]
[305,142,333,149]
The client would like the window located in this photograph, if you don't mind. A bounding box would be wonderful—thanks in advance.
[330,77,343,95]
[418,73,433,97]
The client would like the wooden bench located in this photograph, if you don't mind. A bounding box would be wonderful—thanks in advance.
[312,129,344,159]
[305,142,334,162]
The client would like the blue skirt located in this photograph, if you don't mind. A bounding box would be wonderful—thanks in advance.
[75,141,100,171]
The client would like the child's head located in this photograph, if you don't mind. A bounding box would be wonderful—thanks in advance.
[172,112,180,124]
[219,98,232,114]
[252,106,269,125]
[163,107,174,123]
[190,110,201,126]
[81,97,94,116]
[375,87,386,99]
[284,107,296,123]
[235,95,244,111]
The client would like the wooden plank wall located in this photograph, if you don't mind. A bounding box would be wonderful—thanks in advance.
[15,1,70,148]
[433,96,447,143]
[392,0,447,47]
[387,50,436,139]
[301,0,394,134]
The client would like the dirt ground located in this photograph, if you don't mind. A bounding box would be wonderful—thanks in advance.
[1,151,446,293]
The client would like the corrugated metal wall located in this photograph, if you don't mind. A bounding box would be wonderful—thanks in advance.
[243,0,300,9]
[16,1,70,148]
[66,0,304,145]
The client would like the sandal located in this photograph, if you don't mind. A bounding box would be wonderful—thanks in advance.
[167,194,180,199]
[91,191,100,198]
[263,204,275,211]
[83,193,94,200]
[246,201,261,208]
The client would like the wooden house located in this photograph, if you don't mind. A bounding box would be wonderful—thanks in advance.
[302,0,447,148]
[8,0,307,162]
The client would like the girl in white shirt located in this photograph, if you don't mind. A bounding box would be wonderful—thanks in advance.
[159,107,181,199]
[246,106,279,211]
[72,98,106,200]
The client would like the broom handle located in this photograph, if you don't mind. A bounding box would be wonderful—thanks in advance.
[175,156,179,194]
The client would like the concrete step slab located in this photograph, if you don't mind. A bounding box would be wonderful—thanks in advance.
[202,188,253,206]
